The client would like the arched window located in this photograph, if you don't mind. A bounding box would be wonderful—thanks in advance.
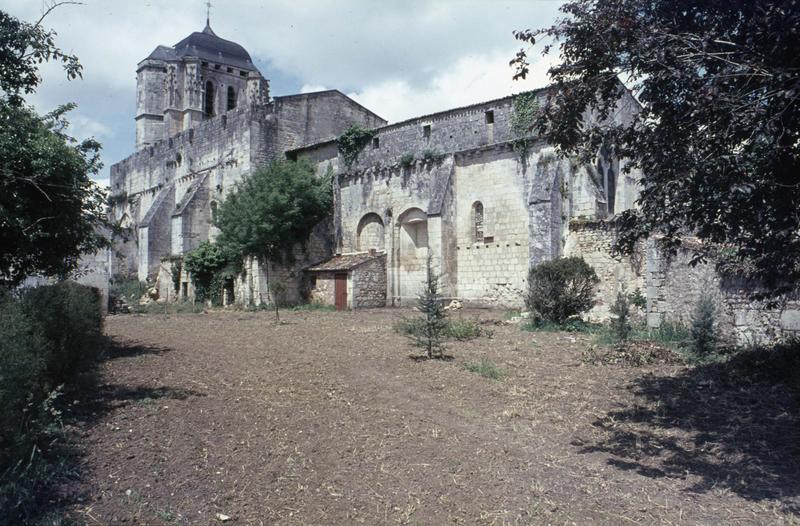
[472,201,484,242]
[227,86,236,111]
[204,81,215,117]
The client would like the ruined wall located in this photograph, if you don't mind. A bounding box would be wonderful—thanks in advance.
[353,256,387,308]
[564,220,646,320]
[233,220,334,307]
[309,272,335,306]
[567,220,799,346]
[648,242,800,346]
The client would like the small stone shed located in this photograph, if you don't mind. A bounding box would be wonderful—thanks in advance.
[306,251,387,310]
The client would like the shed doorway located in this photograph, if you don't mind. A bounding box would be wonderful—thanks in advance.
[334,273,348,310]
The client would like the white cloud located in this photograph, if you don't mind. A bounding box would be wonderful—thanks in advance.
[92,176,110,188]
[349,48,559,123]
[68,114,113,141]
[0,0,566,177]
[300,84,329,94]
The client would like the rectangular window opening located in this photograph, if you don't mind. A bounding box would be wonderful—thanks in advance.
[201,61,209,67]
[239,71,248,77]
[422,124,431,139]
[372,137,380,149]
[485,110,494,124]
[214,64,220,70]
[227,67,233,73]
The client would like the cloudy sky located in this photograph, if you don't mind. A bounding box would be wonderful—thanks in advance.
[2,0,565,186]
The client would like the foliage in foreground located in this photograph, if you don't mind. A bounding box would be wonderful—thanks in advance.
[511,0,800,294]
[0,9,107,286]
[525,257,599,325]
[0,282,104,523]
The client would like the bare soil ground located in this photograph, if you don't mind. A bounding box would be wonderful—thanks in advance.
[57,309,799,525]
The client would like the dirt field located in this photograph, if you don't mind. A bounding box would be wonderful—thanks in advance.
[58,309,799,525]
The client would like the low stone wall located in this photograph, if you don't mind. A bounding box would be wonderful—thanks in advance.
[564,219,645,320]
[309,272,335,306]
[567,219,800,346]
[649,243,800,346]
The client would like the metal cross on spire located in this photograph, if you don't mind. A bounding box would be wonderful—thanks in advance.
[206,0,213,26]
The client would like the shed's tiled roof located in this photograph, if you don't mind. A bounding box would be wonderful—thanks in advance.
[307,252,385,272]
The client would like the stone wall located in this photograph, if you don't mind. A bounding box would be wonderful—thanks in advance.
[309,272,335,306]
[353,256,387,308]
[648,242,800,346]
[453,148,529,306]
[567,219,799,346]
[233,220,334,307]
[564,219,645,320]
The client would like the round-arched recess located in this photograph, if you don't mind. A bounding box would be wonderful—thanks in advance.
[356,213,385,251]
[396,207,429,302]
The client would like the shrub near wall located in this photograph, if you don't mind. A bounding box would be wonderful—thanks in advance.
[0,281,104,522]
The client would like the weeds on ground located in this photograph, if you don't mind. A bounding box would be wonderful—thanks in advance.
[522,318,602,333]
[593,322,690,348]
[133,300,200,315]
[464,358,504,380]
[445,317,494,340]
[393,317,492,341]
[581,343,684,367]
[290,302,336,312]
[109,275,147,304]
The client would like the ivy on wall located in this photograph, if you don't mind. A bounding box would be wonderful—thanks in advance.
[510,91,540,159]
[337,125,375,168]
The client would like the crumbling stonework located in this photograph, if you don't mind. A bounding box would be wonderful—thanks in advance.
[565,219,799,346]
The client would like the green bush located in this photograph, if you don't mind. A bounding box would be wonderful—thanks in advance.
[109,275,146,304]
[20,281,104,386]
[399,153,415,168]
[525,257,599,325]
[0,282,104,522]
[445,318,493,340]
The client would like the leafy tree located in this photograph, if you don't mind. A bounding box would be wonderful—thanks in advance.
[511,0,800,295]
[0,7,107,285]
[214,159,332,263]
[182,241,239,304]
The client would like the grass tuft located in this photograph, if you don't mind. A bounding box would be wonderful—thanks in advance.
[464,358,504,380]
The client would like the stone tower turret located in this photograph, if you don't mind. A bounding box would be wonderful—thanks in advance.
[134,22,269,150]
